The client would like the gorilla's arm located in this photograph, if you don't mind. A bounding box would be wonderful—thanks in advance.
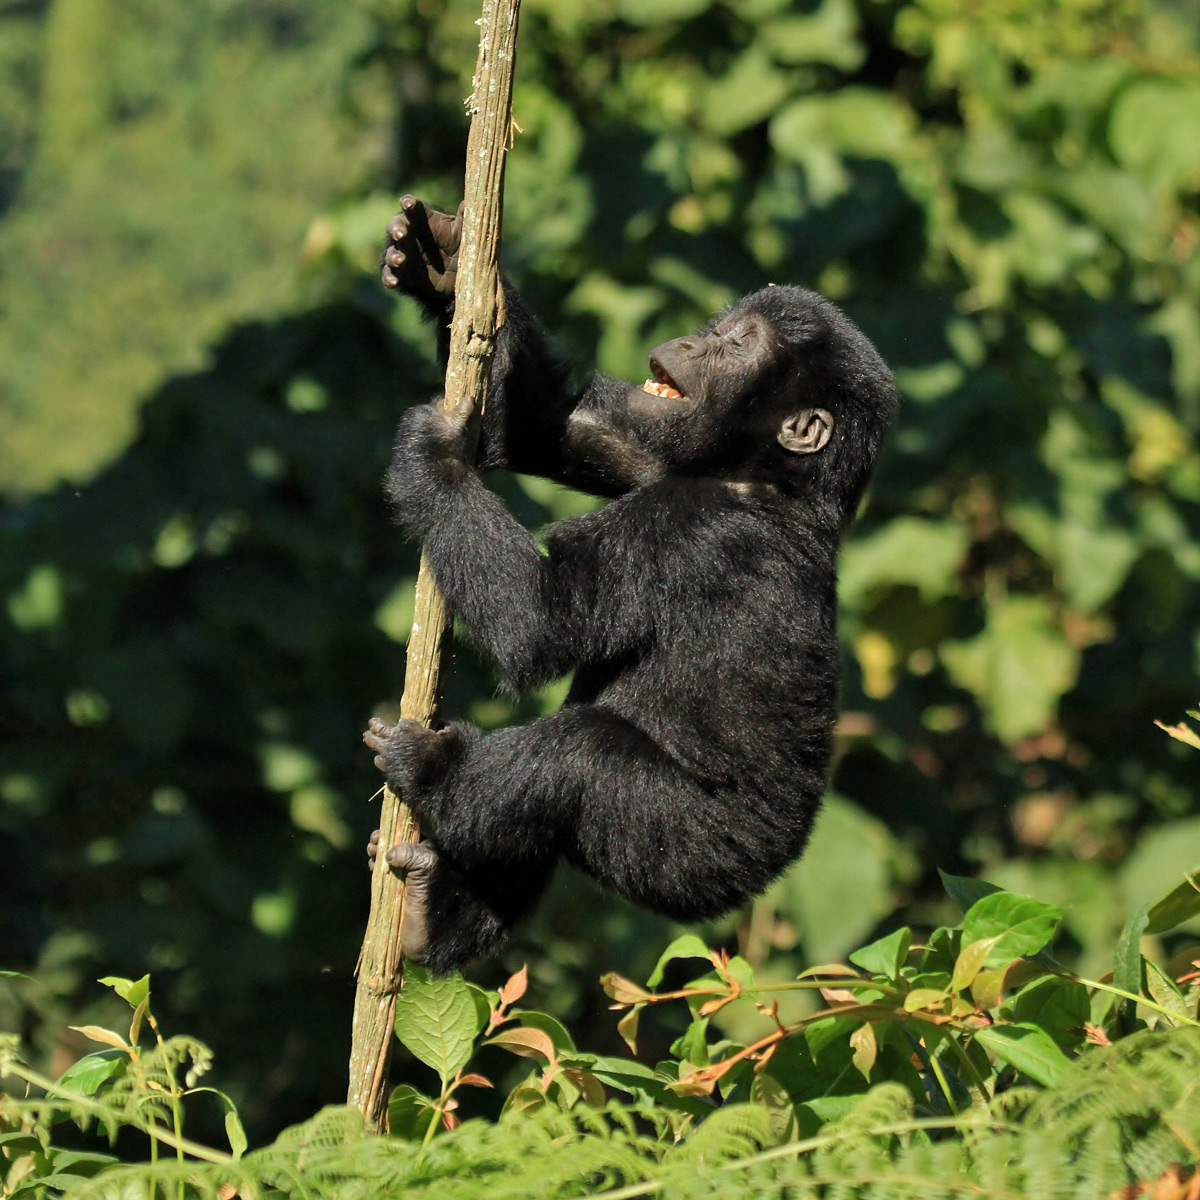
[386,402,650,690]
[383,196,663,496]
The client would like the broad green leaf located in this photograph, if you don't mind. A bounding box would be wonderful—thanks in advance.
[97,975,150,1011]
[840,518,968,606]
[386,1085,436,1142]
[704,44,791,136]
[1123,822,1200,924]
[849,927,912,980]
[904,987,949,1012]
[961,892,1063,966]
[765,0,864,70]
[939,870,1002,915]
[787,796,899,963]
[951,936,1001,992]
[646,934,713,988]
[975,1023,1072,1087]
[941,596,1079,744]
[394,966,483,1086]
[56,1049,127,1096]
[1010,976,1090,1049]
[1145,871,1200,935]
[1110,81,1200,188]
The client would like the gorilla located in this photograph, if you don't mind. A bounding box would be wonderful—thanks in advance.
[365,196,896,973]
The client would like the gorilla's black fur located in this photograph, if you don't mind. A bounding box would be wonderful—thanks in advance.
[365,197,896,973]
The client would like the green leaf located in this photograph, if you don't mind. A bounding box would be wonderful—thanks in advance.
[787,796,899,963]
[1114,904,1150,998]
[950,936,1001,992]
[671,1016,711,1067]
[1010,976,1091,1049]
[188,1087,247,1159]
[849,927,912,980]
[56,1049,127,1096]
[386,1085,437,1142]
[941,596,1079,745]
[0,970,33,981]
[1143,960,1191,1027]
[962,892,1064,967]
[394,966,484,1086]
[616,0,712,24]
[97,975,150,1011]
[904,987,949,1012]
[975,1023,1072,1087]
[1110,81,1200,189]
[840,518,969,606]
[939,870,1002,915]
[646,934,713,988]
[764,0,864,70]
[1145,871,1200,935]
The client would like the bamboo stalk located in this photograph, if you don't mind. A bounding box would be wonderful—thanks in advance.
[347,0,521,1132]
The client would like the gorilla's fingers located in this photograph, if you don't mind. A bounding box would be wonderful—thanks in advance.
[388,839,440,965]
[401,197,446,277]
[385,840,439,872]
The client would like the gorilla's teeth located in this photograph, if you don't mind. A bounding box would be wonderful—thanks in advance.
[642,379,683,399]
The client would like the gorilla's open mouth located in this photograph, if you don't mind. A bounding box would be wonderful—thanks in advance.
[643,364,684,399]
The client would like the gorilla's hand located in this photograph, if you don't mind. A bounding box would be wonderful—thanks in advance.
[381,196,464,307]
[366,833,439,965]
[364,717,462,802]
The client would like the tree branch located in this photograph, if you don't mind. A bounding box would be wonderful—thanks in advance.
[347,0,522,1133]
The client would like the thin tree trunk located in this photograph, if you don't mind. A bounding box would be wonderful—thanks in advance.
[347,0,521,1133]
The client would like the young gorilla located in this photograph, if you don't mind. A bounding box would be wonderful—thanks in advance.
[365,196,896,973]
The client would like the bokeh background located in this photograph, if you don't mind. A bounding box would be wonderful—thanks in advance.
[2,0,1199,1143]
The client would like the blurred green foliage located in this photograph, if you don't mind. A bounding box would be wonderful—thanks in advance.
[2,0,1199,1144]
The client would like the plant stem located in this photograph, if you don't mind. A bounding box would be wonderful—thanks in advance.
[345,0,522,1134]
[1076,975,1200,1029]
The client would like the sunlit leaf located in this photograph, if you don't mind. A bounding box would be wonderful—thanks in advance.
[394,967,483,1086]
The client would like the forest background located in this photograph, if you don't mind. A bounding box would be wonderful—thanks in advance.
[1,0,1199,1146]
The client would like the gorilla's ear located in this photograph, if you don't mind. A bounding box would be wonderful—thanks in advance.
[778,408,834,455]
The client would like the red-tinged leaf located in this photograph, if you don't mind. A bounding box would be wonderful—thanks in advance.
[754,1043,779,1073]
[668,1058,736,1097]
[70,1026,131,1052]
[800,963,860,979]
[671,1073,720,1097]
[486,1026,557,1064]
[442,1110,460,1132]
[698,994,736,1017]
[499,966,528,1008]
[820,988,858,1004]
[617,1007,641,1054]
[561,1068,606,1107]
[601,972,652,1006]
[1084,1023,1112,1046]
[1155,720,1200,751]
[457,1073,493,1089]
